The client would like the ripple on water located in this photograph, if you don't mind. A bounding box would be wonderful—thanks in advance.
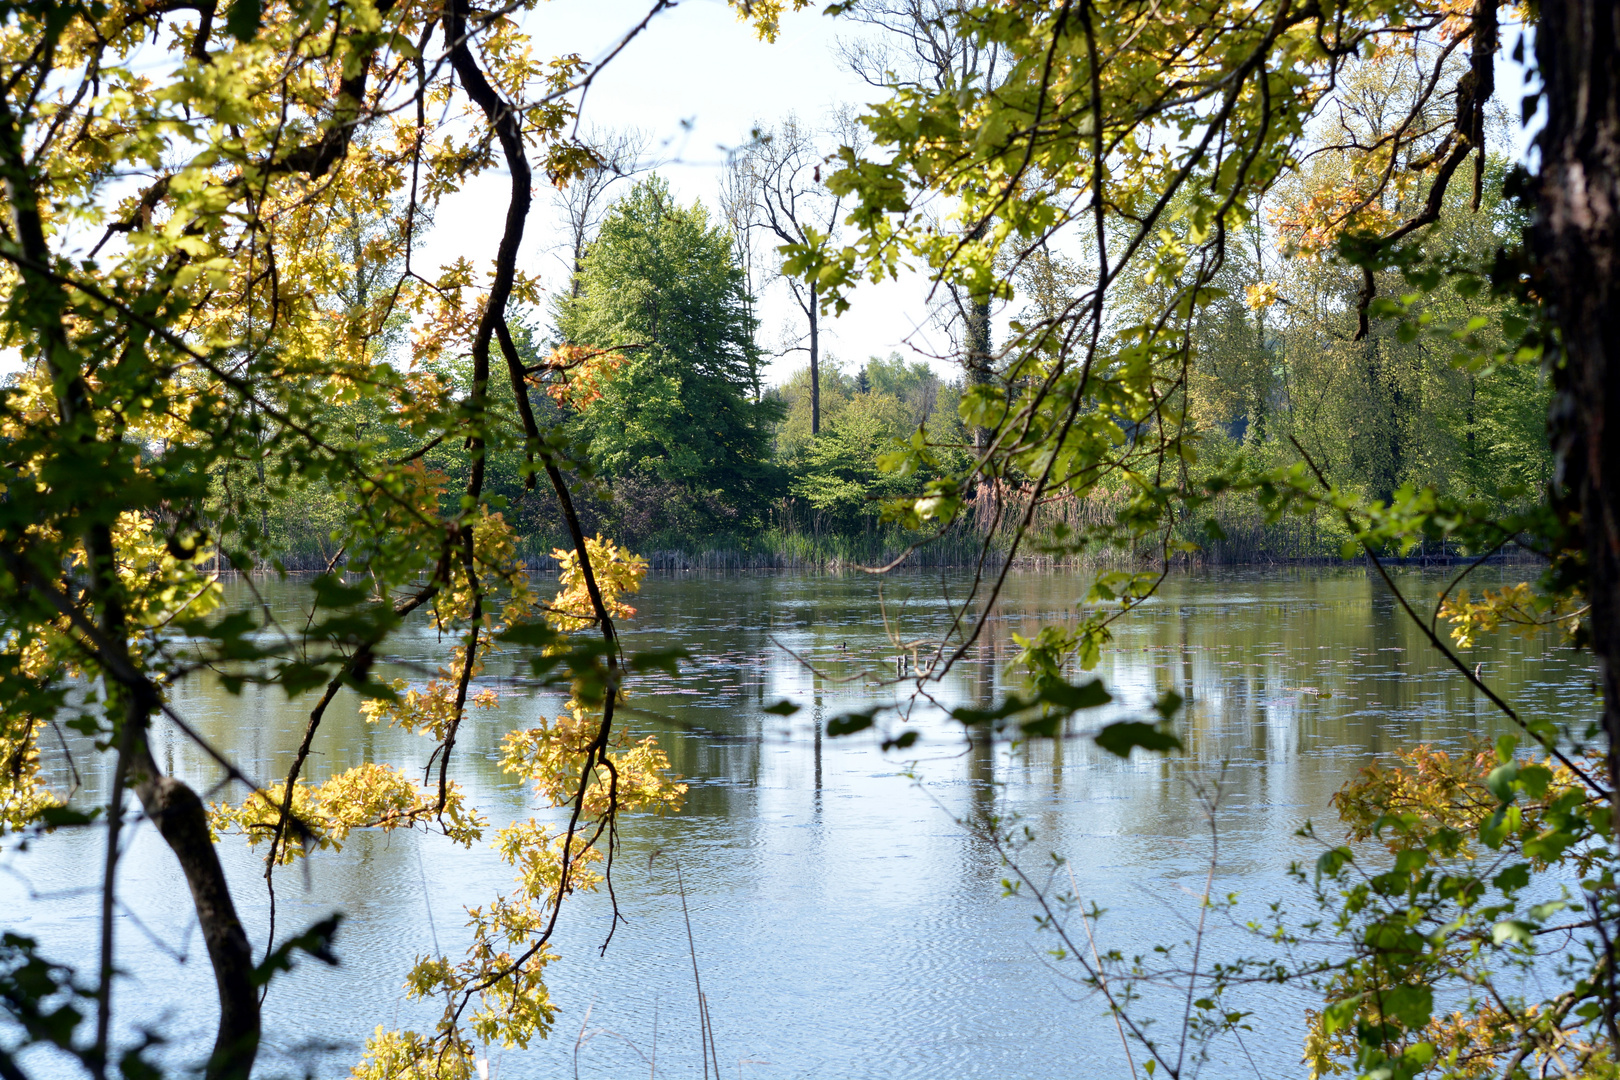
[6,565,1590,1080]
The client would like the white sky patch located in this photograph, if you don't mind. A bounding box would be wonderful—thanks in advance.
[8,7,1545,387]
[418,0,953,387]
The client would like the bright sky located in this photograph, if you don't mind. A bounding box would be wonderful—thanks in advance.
[418,0,948,388]
[15,6,1542,387]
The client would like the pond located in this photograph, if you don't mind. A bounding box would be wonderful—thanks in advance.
[3,564,1590,1079]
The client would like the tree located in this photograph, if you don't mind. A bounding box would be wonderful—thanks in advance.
[836,0,1003,443]
[552,126,650,300]
[1535,1,1620,798]
[1179,151,1552,517]
[864,353,946,432]
[741,113,862,434]
[789,390,913,529]
[719,141,764,380]
[770,357,856,460]
[773,355,964,533]
[797,0,1532,576]
[7,0,1620,1076]
[554,176,783,536]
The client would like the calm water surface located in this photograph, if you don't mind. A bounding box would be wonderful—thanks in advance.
[3,566,1593,1079]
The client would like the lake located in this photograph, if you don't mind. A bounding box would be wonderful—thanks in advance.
[3,564,1588,1079]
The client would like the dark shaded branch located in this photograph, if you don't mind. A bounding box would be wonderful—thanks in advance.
[1290,436,1605,795]
[1352,0,1495,340]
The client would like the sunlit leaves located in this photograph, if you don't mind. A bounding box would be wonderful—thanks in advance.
[728,0,813,42]
[546,534,647,633]
[0,718,62,840]
[1304,739,1613,1078]
[212,764,485,865]
[1438,582,1584,649]
[352,1026,476,1080]
[535,344,626,412]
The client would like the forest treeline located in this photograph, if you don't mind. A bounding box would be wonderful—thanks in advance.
[255,154,1549,571]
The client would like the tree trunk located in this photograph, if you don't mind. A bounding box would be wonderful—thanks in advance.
[121,687,260,1080]
[809,282,821,436]
[966,296,991,451]
[1536,0,1620,796]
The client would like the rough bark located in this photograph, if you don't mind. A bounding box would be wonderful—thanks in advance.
[809,282,821,435]
[965,295,992,451]
[1536,0,1620,795]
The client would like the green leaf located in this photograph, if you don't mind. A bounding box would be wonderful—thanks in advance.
[251,915,341,987]
[1152,689,1184,719]
[1517,763,1553,801]
[1492,863,1530,895]
[1320,996,1359,1036]
[1523,828,1578,863]
[1528,900,1568,922]
[1392,849,1428,875]
[1039,678,1112,712]
[1402,1041,1437,1066]
[1491,919,1534,946]
[1316,845,1353,880]
[181,609,256,644]
[950,696,1032,728]
[225,0,262,41]
[762,700,801,716]
[1382,984,1433,1030]
[37,806,96,828]
[500,621,562,648]
[827,710,879,737]
[627,648,687,675]
[309,574,368,608]
[528,653,565,680]
[1093,721,1181,758]
[342,675,397,703]
[277,660,331,698]
[1485,761,1520,804]
[1479,807,1512,850]
[882,730,919,751]
[1019,713,1064,738]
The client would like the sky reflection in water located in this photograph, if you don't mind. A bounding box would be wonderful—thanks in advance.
[4,565,1590,1079]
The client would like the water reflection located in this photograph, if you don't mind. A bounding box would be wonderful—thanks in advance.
[3,565,1590,1079]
